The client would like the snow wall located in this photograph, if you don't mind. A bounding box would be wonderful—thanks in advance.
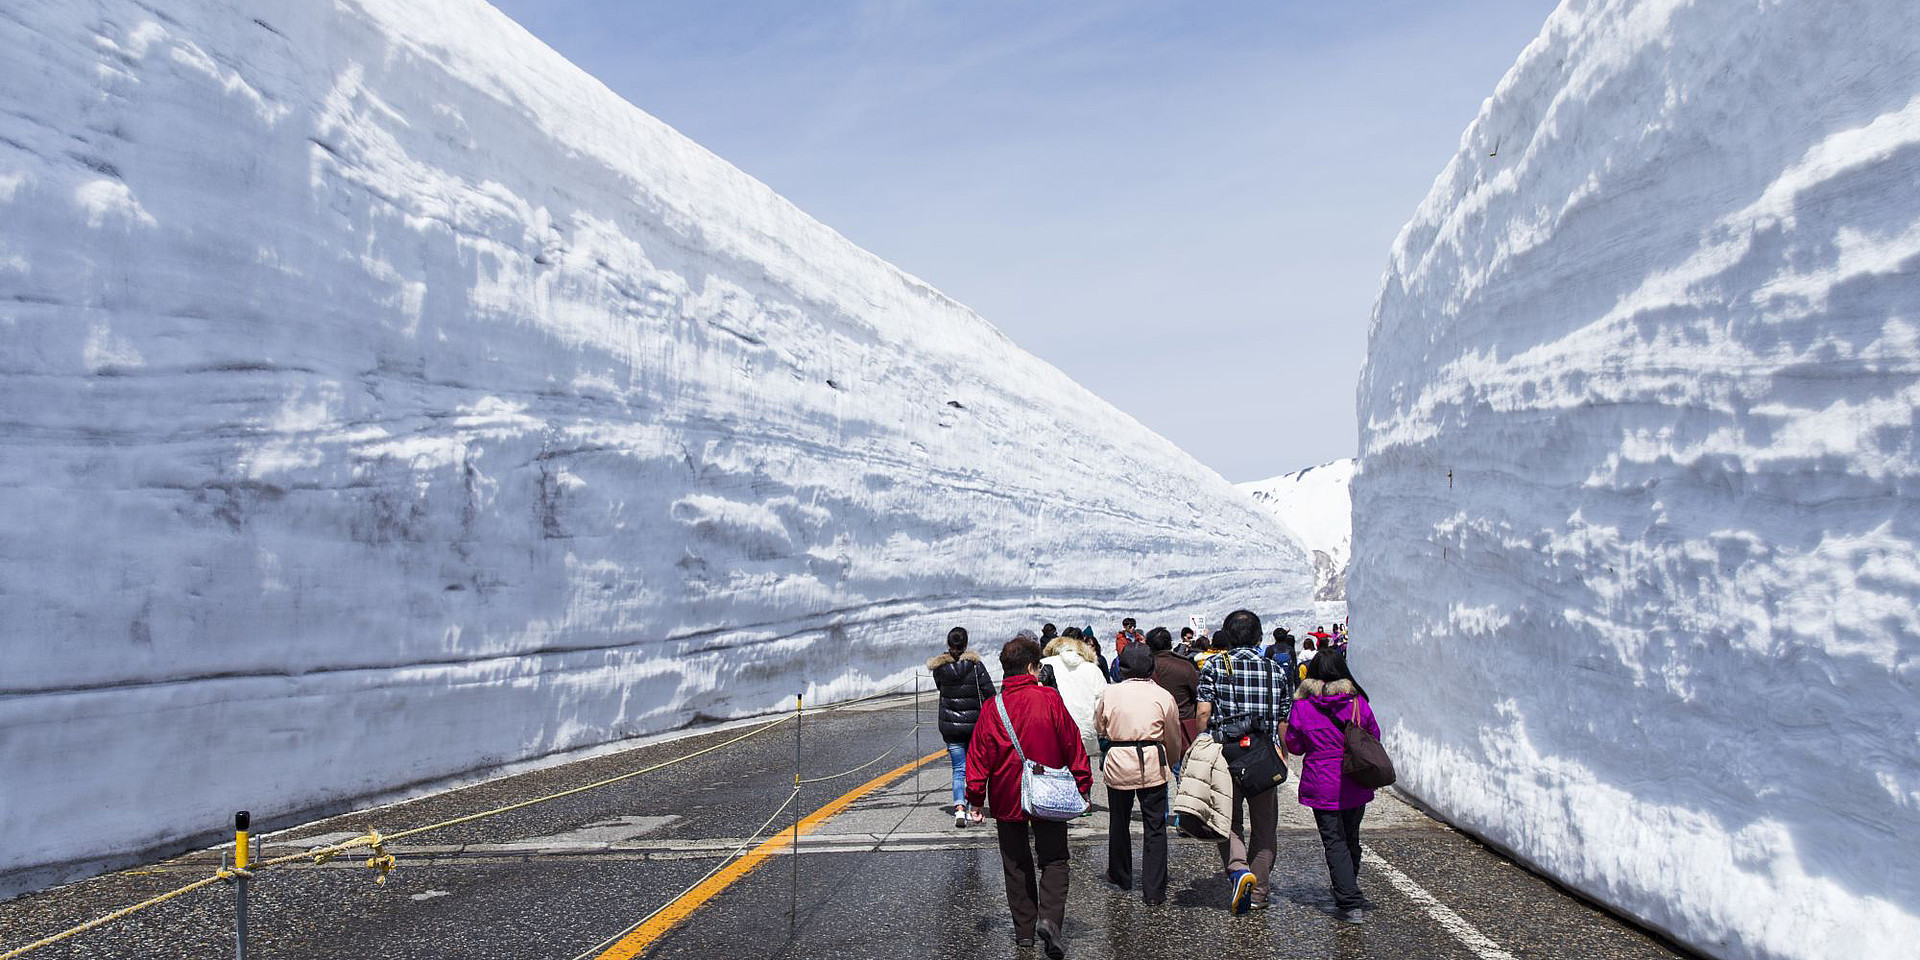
[0,0,1311,893]
[1353,1,1920,958]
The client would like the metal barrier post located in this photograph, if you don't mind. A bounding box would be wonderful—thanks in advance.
[790,690,801,934]
[914,675,922,798]
[233,811,250,960]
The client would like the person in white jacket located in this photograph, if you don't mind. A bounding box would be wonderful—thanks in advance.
[1041,634,1106,764]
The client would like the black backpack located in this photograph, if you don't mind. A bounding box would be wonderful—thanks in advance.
[1319,699,1396,789]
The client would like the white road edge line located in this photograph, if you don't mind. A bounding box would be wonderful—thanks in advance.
[1363,851,1519,960]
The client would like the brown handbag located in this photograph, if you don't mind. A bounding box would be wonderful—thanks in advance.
[1320,699,1396,789]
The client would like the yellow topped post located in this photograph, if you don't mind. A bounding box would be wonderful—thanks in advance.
[233,811,250,870]
[232,811,250,960]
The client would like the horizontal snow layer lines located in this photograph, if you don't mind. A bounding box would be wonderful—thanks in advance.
[0,0,1313,892]
[1354,1,1920,959]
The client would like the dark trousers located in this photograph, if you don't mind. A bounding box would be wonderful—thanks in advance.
[1105,784,1168,903]
[995,818,1070,937]
[1313,805,1367,910]
[1214,783,1279,900]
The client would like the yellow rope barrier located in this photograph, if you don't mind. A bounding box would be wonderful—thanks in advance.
[0,874,229,960]
[0,709,797,958]
[0,680,926,959]
[795,723,924,784]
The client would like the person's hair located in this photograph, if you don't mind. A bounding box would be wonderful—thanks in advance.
[1117,643,1154,679]
[1306,647,1367,701]
[946,626,968,650]
[1180,626,1194,640]
[1122,617,1137,628]
[1307,646,1351,682]
[1303,638,1316,651]
[1041,623,1058,638]
[1000,636,1044,675]
[1062,626,1082,639]
[1145,626,1172,652]
[1222,609,1262,648]
[1277,634,1296,651]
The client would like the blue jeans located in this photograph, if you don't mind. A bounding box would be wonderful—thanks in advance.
[946,742,968,807]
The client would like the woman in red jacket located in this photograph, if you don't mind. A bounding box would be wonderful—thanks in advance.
[966,635,1092,959]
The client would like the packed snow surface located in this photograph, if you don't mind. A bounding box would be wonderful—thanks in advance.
[0,0,1311,891]
[1239,459,1353,603]
[1353,1,1920,958]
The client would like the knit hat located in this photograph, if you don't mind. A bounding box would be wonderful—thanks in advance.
[1117,642,1154,680]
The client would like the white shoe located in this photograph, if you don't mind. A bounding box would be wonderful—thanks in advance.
[955,804,969,828]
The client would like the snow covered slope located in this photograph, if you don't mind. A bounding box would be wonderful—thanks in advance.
[1239,459,1353,602]
[0,0,1310,892]
[1353,2,1920,958]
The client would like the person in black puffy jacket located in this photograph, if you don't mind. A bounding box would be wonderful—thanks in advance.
[929,626,995,827]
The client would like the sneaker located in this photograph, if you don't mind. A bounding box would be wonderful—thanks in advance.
[1229,869,1256,915]
[954,805,969,828]
[1015,935,1036,949]
[1036,919,1066,959]
[1337,908,1366,925]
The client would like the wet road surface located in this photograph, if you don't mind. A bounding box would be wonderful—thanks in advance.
[0,694,1694,959]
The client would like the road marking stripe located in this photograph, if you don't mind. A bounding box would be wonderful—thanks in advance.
[591,749,944,960]
[1363,851,1519,960]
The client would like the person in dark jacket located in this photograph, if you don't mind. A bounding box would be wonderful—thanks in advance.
[1145,627,1200,758]
[1175,626,1198,659]
[967,635,1091,958]
[1266,628,1298,694]
[929,626,994,828]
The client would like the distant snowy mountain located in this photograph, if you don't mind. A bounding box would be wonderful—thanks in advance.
[1355,2,1920,959]
[1238,460,1353,601]
[0,0,1311,893]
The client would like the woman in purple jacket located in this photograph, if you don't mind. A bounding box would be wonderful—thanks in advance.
[1281,648,1380,924]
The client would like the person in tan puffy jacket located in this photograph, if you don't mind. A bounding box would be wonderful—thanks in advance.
[1171,731,1234,843]
[1093,644,1183,905]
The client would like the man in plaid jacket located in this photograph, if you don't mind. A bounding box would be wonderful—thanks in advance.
[1194,609,1291,914]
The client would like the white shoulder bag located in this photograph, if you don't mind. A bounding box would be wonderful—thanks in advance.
[994,691,1088,821]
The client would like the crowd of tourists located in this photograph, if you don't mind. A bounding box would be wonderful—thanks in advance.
[928,612,1381,958]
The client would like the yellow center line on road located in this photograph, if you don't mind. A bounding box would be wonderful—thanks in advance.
[592,748,946,960]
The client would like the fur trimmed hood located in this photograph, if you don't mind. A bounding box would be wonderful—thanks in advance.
[926,649,983,670]
[1042,637,1098,665]
[1295,677,1357,700]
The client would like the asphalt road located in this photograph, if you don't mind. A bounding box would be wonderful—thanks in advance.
[0,694,1695,960]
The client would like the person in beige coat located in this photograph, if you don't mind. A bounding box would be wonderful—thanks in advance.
[1093,644,1183,904]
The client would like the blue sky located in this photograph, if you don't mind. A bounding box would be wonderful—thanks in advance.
[488,0,1557,482]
